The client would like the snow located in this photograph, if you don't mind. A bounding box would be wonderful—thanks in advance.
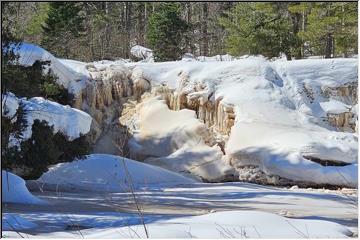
[2,93,92,148]
[2,214,37,231]
[3,210,352,238]
[124,57,358,187]
[320,99,351,114]
[36,154,196,191]
[130,45,153,61]
[2,171,46,205]
[129,97,233,181]
[15,43,88,95]
[91,210,351,238]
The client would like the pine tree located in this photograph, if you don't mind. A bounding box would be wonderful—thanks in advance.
[293,2,357,58]
[146,3,188,61]
[42,2,85,58]
[25,2,50,45]
[1,3,23,95]
[220,2,297,59]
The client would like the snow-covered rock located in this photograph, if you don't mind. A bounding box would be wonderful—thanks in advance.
[130,45,153,61]
[2,92,92,147]
[36,154,196,191]
[122,57,358,187]
[16,43,88,95]
[2,171,46,204]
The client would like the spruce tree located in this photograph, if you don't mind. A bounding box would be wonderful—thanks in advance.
[146,3,188,61]
[220,2,296,59]
[42,2,85,58]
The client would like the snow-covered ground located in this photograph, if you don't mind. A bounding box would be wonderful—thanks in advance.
[2,210,353,238]
[2,155,358,238]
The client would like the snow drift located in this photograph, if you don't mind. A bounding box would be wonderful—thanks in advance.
[36,154,196,191]
[2,171,46,204]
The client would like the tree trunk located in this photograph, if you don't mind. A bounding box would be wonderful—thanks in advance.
[324,33,333,58]
[201,3,209,56]
[84,3,94,61]
[125,2,132,58]
[105,2,111,50]
[144,3,147,45]
[292,10,302,59]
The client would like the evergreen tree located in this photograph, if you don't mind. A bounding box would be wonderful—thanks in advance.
[42,2,85,58]
[3,60,74,105]
[291,2,357,58]
[2,118,91,179]
[25,2,50,45]
[2,103,28,171]
[220,2,297,59]
[1,3,23,95]
[146,3,188,61]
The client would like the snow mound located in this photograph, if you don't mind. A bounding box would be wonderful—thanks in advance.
[2,171,46,204]
[16,43,88,95]
[37,154,196,191]
[2,93,92,147]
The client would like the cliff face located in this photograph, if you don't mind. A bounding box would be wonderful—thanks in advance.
[72,63,150,155]
[69,57,358,187]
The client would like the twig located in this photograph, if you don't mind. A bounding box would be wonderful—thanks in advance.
[285,220,307,238]
[2,217,24,238]
[113,138,149,238]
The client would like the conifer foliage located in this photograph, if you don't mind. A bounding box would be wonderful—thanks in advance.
[146,3,188,61]
[42,2,85,58]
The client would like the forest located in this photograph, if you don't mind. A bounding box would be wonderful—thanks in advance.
[2,1,358,62]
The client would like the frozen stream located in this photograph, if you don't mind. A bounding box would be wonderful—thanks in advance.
[3,182,358,237]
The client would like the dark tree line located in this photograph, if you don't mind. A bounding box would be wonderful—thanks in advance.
[2,2,358,62]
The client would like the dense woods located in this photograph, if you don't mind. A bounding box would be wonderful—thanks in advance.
[2,2,357,61]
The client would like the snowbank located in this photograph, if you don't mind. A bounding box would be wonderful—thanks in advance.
[37,154,196,191]
[2,93,92,147]
[2,171,46,204]
[16,43,87,95]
